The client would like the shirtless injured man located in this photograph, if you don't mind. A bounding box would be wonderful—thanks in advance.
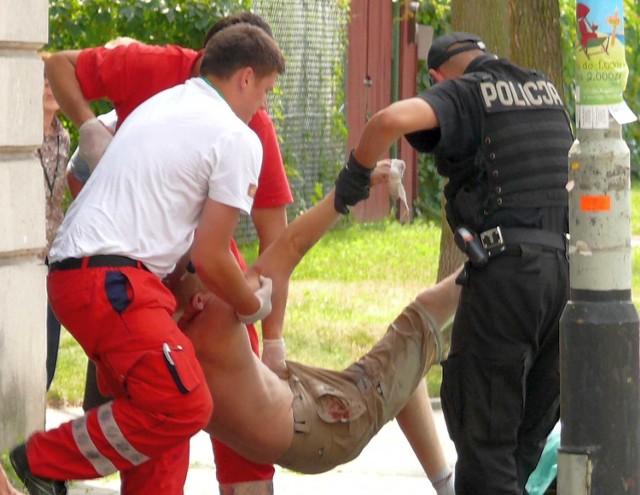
[167,164,460,493]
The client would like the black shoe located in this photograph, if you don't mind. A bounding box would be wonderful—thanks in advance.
[9,443,68,495]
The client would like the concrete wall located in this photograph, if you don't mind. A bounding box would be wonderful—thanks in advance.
[0,0,49,451]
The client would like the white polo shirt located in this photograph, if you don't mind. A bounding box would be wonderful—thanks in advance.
[49,77,262,278]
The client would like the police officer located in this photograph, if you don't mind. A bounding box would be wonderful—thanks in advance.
[334,32,572,494]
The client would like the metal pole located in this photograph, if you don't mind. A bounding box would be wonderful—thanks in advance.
[559,1,639,493]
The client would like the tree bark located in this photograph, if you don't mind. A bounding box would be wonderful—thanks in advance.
[436,197,466,282]
[436,0,565,280]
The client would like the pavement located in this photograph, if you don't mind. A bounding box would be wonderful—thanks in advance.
[45,401,457,495]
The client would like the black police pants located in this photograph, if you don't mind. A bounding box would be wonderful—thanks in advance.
[440,245,568,495]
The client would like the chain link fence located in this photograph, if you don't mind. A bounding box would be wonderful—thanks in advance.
[235,0,349,244]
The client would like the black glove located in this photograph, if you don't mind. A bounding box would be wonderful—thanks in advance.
[334,151,373,214]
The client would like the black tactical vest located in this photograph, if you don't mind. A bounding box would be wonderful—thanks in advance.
[442,60,573,232]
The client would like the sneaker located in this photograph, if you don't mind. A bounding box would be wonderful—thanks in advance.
[9,443,67,495]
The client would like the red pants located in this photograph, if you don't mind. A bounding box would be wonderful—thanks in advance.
[28,265,212,483]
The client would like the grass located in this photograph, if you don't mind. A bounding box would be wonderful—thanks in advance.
[46,335,89,408]
[47,179,640,406]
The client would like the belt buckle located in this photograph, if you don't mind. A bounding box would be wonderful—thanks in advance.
[480,227,505,256]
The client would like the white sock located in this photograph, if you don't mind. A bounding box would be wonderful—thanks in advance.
[430,466,454,495]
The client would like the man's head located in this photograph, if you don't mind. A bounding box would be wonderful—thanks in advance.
[169,265,261,328]
[427,32,487,83]
[200,23,285,123]
[203,11,273,48]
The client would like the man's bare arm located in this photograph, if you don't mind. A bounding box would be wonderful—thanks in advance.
[45,50,96,128]
[251,190,339,284]
[251,166,391,282]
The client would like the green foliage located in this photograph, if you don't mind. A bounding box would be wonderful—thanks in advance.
[310,182,325,206]
[558,0,578,118]
[413,0,451,38]
[47,0,251,50]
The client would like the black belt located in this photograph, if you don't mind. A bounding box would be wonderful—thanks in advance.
[48,255,148,273]
[479,227,566,257]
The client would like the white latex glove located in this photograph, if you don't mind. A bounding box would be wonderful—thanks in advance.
[388,159,411,223]
[262,338,287,375]
[237,275,273,325]
[78,117,114,172]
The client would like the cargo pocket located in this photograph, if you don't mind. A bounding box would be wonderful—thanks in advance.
[311,380,367,469]
[102,345,202,409]
[161,343,201,394]
[317,391,366,423]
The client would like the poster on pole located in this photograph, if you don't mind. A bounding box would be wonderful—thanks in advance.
[574,0,635,128]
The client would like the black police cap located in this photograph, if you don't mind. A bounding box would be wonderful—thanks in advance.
[427,32,487,70]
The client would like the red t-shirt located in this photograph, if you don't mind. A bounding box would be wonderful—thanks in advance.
[76,43,293,209]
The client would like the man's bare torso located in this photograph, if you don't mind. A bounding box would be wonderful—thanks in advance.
[183,294,294,463]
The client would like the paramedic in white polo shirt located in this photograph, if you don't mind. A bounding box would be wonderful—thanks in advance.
[9,24,285,495]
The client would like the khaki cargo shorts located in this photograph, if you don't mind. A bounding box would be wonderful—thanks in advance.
[277,300,441,474]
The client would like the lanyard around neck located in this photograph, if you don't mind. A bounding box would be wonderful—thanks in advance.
[38,134,61,203]
[200,76,226,101]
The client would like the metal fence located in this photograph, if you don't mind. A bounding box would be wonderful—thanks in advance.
[235,0,349,244]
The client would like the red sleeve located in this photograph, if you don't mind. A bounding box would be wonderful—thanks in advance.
[76,46,123,101]
[76,44,200,125]
[249,110,293,208]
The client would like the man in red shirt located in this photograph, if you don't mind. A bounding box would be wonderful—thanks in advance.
[45,12,292,495]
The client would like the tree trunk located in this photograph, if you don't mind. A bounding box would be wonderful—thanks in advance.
[436,0,565,280]
[436,197,466,282]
